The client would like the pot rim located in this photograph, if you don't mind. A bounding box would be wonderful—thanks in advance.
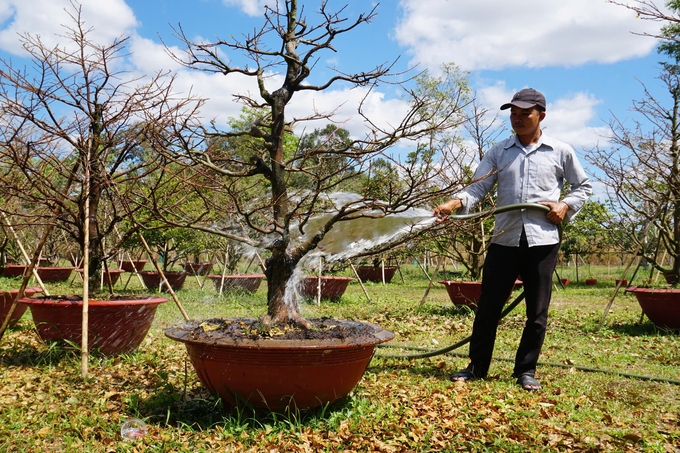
[206,274,266,279]
[165,317,394,349]
[17,295,168,306]
[625,286,680,294]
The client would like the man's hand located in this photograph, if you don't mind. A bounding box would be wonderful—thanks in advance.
[539,201,569,224]
[433,198,462,220]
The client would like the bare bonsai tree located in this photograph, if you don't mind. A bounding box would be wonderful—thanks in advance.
[158,0,473,327]
[0,5,201,292]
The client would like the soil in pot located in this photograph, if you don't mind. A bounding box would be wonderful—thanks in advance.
[0,287,43,327]
[165,317,394,411]
[139,271,187,292]
[20,294,168,355]
[207,274,265,294]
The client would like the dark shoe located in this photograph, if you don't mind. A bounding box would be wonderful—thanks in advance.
[516,373,542,392]
[450,367,478,383]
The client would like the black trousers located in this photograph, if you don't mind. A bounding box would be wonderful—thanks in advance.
[466,234,560,378]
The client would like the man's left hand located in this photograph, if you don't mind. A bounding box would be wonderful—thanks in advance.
[539,201,569,224]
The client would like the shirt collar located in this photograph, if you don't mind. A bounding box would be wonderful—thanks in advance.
[503,132,556,151]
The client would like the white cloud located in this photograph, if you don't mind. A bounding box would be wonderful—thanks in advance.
[395,0,665,70]
[0,0,137,56]
[220,0,267,17]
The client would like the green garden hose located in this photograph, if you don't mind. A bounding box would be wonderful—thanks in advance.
[375,202,680,386]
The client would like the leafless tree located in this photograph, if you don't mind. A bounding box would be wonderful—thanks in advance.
[0,4,202,292]
[159,0,473,327]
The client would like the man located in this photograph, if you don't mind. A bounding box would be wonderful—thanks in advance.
[434,88,592,391]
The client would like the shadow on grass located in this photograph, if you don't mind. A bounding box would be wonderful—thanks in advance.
[0,326,79,367]
[132,378,363,431]
[608,320,680,337]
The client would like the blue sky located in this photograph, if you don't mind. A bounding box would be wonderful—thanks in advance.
[0,0,672,198]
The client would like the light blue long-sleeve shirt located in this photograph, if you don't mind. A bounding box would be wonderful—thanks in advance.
[455,133,592,247]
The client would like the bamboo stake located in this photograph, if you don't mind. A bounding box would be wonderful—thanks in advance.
[135,231,190,321]
[317,256,323,306]
[81,156,91,378]
[414,258,432,282]
[381,258,386,286]
[255,251,267,271]
[0,212,48,295]
[348,261,371,302]
[418,261,442,310]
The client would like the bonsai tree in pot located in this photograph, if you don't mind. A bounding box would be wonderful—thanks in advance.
[150,0,476,409]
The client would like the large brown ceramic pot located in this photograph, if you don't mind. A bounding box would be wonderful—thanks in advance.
[438,280,482,310]
[208,274,265,294]
[299,276,354,300]
[0,287,43,327]
[19,295,168,355]
[355,266,398,283]
[182,262,215,276]
[139,271,187,292]
[76,269,125,286]
[36,267,76,283]
[625,286,680,329]
[120,260,148,272]
[165,318,394,411]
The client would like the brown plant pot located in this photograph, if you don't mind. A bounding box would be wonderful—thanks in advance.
[165,318,394,411]
[19,295,168,355]
[207,274,265,294]
[36,267,76,283]
[560,278,569,286]
[355,266,398,283]
[139,271,187,292]
[663,272,679,285]
[120,260,148,272]
[76,269,126,286]
[586,279,597,286]
[182,262,215,276]
[625,286,680,329]
[616,279,628,287]
[438,280,482,310]
[1,265,28,278]
[0,287,43,327]
[299,276,354,300]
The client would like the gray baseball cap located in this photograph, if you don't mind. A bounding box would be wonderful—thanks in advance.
[500,88,546,111]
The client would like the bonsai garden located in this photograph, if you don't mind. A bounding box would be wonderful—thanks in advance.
[0,1,678,451]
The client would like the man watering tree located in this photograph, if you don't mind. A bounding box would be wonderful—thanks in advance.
[434,88,592,391]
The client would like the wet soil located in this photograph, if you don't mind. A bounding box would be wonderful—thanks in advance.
[183,317,379,344]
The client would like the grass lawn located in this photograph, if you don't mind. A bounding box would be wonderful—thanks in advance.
[0,264,678,452]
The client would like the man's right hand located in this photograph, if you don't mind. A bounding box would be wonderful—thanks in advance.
[433,198,463,218]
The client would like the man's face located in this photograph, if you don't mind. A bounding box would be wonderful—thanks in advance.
[509,106,544,137]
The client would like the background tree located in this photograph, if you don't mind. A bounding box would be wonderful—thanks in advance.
[160,0,472,327]
[0,6,200,291]
[589,0,680,282]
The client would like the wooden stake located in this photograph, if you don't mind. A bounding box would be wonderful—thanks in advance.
[135,231,190,322]
[81,157,91,379]
[0,212,48,295]
[348,261,371,302]
[418,261,442,310]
